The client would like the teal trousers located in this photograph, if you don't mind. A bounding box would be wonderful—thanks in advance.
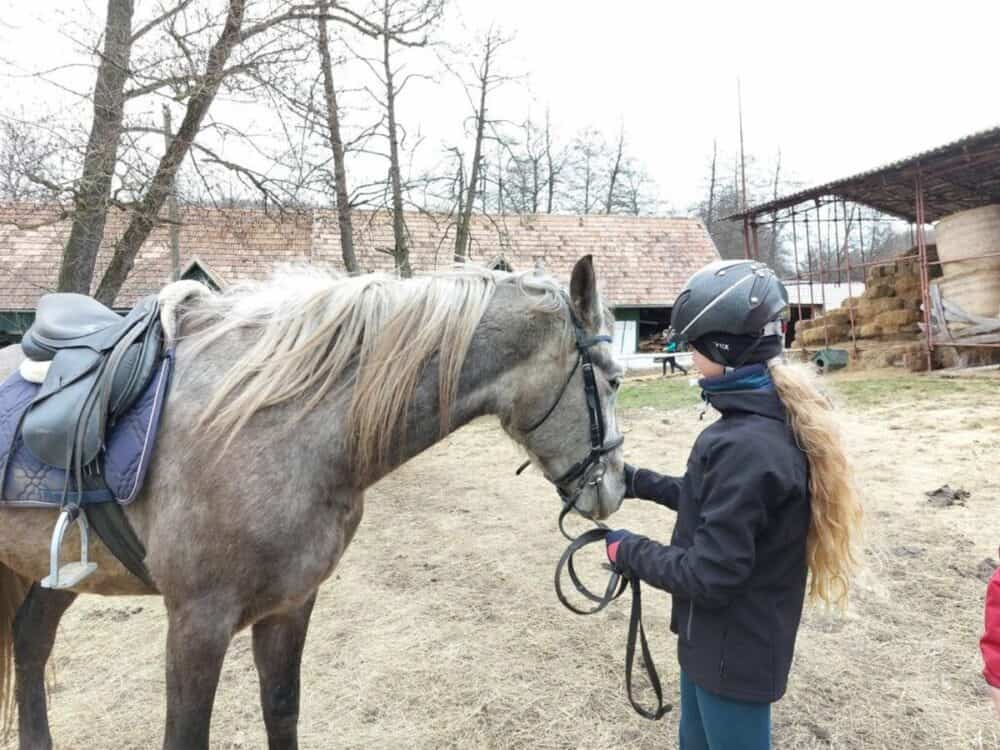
[679,671,771,750]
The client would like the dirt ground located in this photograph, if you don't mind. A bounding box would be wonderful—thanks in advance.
[4,369,1000,749]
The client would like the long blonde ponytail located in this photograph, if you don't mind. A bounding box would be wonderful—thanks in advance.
[769,360,863,608]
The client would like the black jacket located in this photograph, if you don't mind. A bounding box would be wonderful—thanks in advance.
[616,388,810,703]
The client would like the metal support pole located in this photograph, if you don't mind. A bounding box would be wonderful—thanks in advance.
[815,202,829,350]
[804,213,816,323]
[751,222,761,261]
[844,211,859,359]
[915,172,934,371]
[833,201,842,285]
[743,217,752,259]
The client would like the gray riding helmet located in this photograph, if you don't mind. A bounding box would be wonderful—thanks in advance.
[670,260,788,366]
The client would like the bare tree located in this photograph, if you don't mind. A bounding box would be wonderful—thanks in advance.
[317,0,358,273]
[706,138,717,225]
[350,0,443,277]
[452,28,511,263]
[543,109,565,214]
[500,117,545,215]
[566,127,606,215]
[96,0,381,302]
[57,0,137,294]
[604,124,625,214]
[0,120,61,202]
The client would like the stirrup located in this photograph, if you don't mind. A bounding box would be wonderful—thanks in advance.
[40,509,98,589]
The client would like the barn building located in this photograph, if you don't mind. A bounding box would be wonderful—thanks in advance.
[0,206,720,361]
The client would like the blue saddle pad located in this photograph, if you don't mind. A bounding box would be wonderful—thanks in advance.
[0,355,172,507]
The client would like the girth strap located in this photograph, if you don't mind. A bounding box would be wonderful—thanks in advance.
[86,503,156,590]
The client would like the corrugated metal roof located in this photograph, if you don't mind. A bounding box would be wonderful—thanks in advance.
[729,125,1000,223]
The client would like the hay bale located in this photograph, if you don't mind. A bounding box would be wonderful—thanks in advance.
[867,265,888,281]
[858,348,894,368]
[823,309,852,327]
[857,297,904,318]
[863,283,895,300]
[874,308,922,329]
[893,277,923,299]
[799,324,850,346]
[858,323,883,339]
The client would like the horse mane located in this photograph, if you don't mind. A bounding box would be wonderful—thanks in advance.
[182,265,566,476]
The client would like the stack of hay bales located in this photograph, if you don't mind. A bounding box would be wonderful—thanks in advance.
[792,247,936,352]
[933,205,1000,320]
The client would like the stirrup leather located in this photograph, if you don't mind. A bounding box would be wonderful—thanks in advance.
[40,509,98,589]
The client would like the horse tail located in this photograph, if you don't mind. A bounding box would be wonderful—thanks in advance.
[0,562,29,733]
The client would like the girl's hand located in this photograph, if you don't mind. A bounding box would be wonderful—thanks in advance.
[991,685,1000,716]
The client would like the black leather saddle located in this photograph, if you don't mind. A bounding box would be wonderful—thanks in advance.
[19,293,163,497]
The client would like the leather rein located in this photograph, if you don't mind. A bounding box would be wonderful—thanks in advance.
[517,310,670,721]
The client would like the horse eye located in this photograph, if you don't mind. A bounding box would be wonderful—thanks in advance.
[610,376,622,391]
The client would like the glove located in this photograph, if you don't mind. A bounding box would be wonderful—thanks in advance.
[605,528,632,566]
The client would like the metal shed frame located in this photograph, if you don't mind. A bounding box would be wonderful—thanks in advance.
[728,126,1000,369]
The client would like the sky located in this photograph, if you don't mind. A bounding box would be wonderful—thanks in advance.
[2,0,1000,213]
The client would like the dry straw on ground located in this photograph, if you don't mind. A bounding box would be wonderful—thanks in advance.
[2,371,999,749]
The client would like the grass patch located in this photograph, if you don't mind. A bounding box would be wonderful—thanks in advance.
[619,372,1000,413]
[825,374,1000,409]
[618,377,700,412]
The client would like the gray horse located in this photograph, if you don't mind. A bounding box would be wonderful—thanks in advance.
[0,255,625,749]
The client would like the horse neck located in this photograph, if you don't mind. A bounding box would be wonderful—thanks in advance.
[365,286,551,485]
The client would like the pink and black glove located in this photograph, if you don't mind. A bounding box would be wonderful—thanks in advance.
[605,529,632,569]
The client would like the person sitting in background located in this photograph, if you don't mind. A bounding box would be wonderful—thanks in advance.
[981,552,1000,715]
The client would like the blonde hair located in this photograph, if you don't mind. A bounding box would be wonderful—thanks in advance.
[770,360,863,608]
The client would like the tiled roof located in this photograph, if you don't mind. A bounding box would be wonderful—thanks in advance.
[0,204,718,310]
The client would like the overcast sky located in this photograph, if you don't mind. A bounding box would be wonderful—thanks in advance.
[3,0,1000,213]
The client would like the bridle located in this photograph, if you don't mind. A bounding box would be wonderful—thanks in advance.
[515,303,670,721]
[517,307,624,537]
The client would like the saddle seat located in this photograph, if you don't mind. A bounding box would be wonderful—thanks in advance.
[20,293,132,359]
[19,293,163,473]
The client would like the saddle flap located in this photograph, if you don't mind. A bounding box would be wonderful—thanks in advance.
[23,368,105,469]
[33,347,102,402]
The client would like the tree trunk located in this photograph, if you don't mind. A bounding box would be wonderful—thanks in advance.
[544,111,555,214]
[163,104,181,281]
[604,127,624,214]
[95,0,246,305]
[381,8,411,278]
[57,0,135,295]
[706,138,717,225]
[318,0,358,274]
[454,38,491,263]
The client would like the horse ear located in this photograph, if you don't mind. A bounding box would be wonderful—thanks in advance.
[569,254,600,331]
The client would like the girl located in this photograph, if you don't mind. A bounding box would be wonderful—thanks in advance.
[605,260,863,750]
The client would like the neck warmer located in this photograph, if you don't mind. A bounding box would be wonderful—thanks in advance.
[699,363,773,394]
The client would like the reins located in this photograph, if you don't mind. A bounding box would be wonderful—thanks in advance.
[553,514,671,721]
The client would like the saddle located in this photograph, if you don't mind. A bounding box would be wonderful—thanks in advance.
[17,293,163,589]
[21,293,162,475]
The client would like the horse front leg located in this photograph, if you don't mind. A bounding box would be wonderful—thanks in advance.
[12,584,77,750]
[162,598,236,750]
[252,593,318,750]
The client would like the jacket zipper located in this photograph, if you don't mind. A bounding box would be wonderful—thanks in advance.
[686,601,695,641]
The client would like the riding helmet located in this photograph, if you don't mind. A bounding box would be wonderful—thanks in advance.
[670,260,788,368]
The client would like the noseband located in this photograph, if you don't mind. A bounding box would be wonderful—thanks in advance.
[518,311,624,534]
